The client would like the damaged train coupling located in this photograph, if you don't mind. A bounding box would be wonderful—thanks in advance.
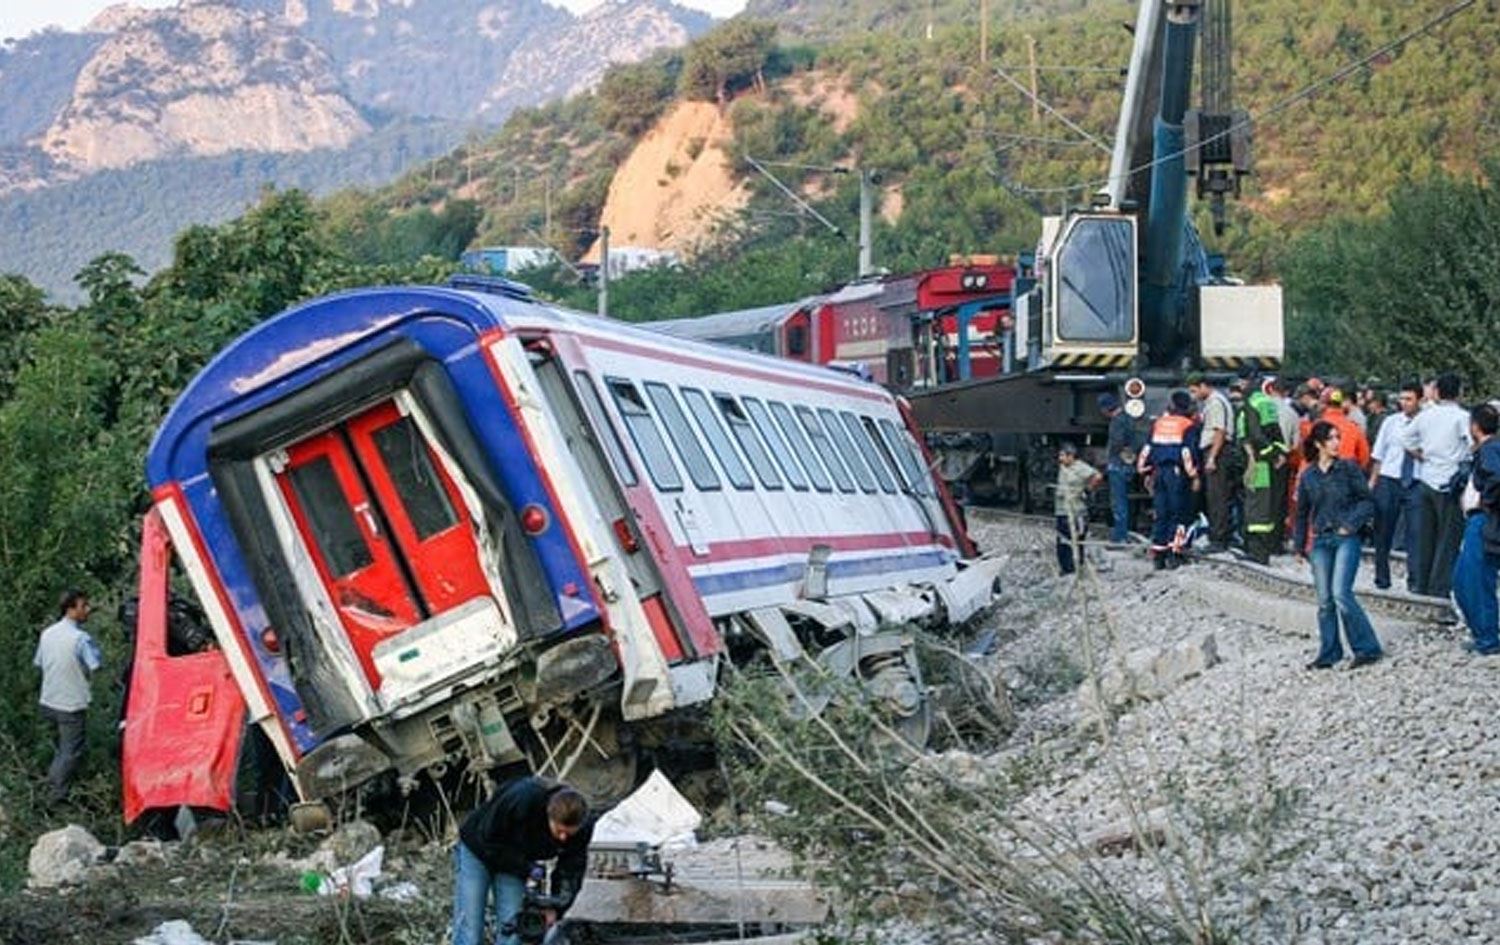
[121,279,1004,826]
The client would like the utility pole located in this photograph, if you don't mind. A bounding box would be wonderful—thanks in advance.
[543,176,552,241]
[1027,35,1040,125]
[979,0,988,65]
[597,225,610,318]
[858,169,874,278]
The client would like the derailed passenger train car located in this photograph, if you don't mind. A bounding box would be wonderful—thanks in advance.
[121,276,1000,821]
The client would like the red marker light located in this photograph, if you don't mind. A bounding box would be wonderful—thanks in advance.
[521,504,550,535]
[261,628,281,653]
[612,517,639,553]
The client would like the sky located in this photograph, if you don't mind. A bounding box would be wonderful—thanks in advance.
[0,0,747,41]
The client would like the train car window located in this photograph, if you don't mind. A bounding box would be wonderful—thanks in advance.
[645,382,721,491]
[862,415,911,490]
[371,416,460,539]
[844,412,897,493]
[877,418,933,496]
[606,378,683,491]
[769,400,832,492]
[287,456,375,577]
[818,407,877,493]
[786,324,808,356]
[712,394,784,490]
[573,371,638,486]
[681,389,753,491]
[796,406,855,493]
[743,397,808,491]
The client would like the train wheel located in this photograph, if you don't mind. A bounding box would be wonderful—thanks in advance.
[860,648,932,751]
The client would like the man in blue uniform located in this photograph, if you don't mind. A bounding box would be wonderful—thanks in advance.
[1138,391,1200,569]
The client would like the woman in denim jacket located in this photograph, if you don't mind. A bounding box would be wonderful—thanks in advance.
[1293,420,1384,669]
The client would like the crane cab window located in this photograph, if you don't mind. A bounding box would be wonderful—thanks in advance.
[1055,216,1136,343]
[607,378,683,491]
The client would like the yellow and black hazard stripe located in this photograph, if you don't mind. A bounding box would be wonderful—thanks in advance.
[1050,352,1136,369]
[1199,356,1283,371]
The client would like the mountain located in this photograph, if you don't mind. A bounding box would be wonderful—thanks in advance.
[38,3,369,174]
[0,0,715,299]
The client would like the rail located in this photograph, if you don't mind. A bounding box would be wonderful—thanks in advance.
[965,507,1455,626]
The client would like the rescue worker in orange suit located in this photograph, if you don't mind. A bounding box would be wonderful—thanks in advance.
[1324,389,1371,469]
[1138,390,1201,569]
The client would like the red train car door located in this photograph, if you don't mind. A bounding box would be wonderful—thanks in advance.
[275,400,491,690]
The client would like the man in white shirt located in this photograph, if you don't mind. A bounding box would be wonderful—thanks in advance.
[1402,372,1472,597]
[1188,373,1235,552]
[33,589,100,804]
[1369,381,1422,590]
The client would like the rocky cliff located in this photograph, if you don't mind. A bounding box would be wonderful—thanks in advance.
[41,2,369,172]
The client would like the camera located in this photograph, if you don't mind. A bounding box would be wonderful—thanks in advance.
[501,890,571,945]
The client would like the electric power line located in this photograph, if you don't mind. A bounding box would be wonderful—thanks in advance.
[995,0,1482,197]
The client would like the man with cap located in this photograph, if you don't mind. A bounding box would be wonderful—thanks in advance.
[1236,368,1287,564]
[1099,392,1137,544]
[1138,390,1200,569]
[1324,389,1371,468]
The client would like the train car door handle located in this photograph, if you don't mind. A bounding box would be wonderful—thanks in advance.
[354,502,380,537]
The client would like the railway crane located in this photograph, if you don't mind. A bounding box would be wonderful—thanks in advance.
[911,0,1283,509]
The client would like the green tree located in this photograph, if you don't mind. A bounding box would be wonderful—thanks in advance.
[679,19,778,105]
[596,56,681,136]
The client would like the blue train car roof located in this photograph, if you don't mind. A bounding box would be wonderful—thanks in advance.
[149,284,894,488]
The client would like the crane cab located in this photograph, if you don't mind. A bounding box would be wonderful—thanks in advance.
[1015,213,1140,372]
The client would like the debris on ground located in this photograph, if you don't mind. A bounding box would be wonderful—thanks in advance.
[28,824,105,888]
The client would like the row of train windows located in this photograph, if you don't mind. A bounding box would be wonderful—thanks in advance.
[573,371,933,500]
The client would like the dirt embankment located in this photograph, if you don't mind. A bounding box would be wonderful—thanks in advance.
[586,75,867,262]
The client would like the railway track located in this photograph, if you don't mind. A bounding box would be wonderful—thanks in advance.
[966,506,1456,626]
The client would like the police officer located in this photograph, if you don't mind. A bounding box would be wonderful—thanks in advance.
[1138,391,1200,569]
[1238,369,1288,565]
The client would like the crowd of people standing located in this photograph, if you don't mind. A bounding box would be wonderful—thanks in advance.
[1074,369,1500,667]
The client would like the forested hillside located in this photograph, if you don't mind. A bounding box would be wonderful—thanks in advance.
[324,0,1498,310]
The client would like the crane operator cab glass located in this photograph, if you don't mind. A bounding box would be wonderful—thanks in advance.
[1053,215,1138,345]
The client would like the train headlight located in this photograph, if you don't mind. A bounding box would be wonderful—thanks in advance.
[1125,398,1146,418]
[1124,377,1146,399]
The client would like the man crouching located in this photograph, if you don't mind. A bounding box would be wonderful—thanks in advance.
[452,776,593,945]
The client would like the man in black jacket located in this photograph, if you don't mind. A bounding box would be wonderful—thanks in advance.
[452,776,593,945]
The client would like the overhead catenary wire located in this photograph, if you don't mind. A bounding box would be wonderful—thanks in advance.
[993,0,1482,197]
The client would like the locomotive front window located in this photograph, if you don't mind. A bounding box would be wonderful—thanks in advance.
[606,378,683,492]
[796,406,855,493]
[370,417,459,540]
[712,394,783,490]
[645,382,721,491]
[574,371,638,486]
[844,412,897,493]
[287,456,375,577]
[743,397,808,491]
[819,407,877,493]
[681,388,753,490]
[769,401,832,492]
[1055,216,1136,344]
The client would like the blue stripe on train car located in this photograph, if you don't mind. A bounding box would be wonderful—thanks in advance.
[692,549,954,596]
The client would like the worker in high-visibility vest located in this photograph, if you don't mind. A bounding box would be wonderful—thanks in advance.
[1237,369,1288,565]
[1138,390,1200,569]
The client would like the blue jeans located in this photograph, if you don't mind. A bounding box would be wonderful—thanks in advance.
[1453,513,1500,653]
[452,842,526,945]
[1107,465,1132,543]
[1308,533,1383,664]
[1371,477,1403,588]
